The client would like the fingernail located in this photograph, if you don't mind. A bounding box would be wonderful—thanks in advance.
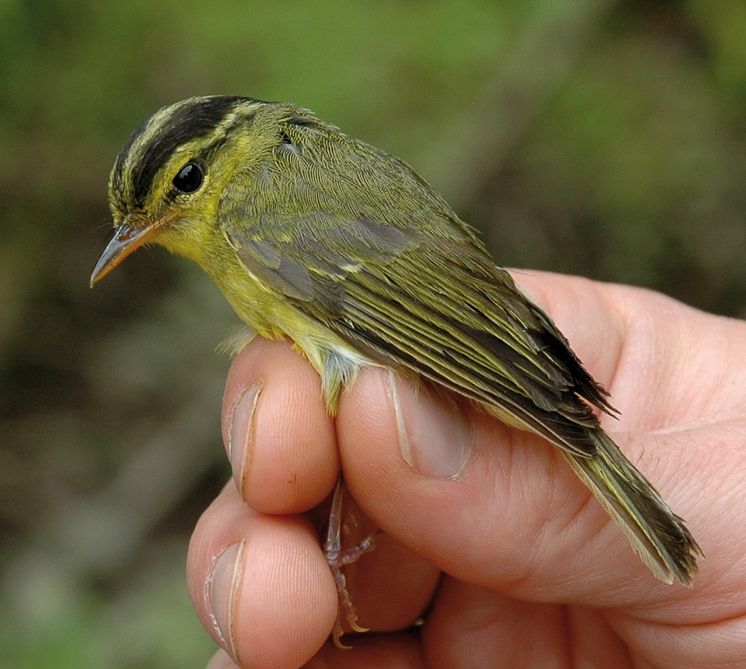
[207,539,246,661]
[206,649,239,669]
[228,384,262,494]
[387,371,473,478]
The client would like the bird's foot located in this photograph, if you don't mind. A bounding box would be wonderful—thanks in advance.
[324,477,377,649]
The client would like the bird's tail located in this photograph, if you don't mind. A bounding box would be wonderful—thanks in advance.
[565,431,701,585]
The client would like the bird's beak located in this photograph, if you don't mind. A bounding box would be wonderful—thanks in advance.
[89,217,165,287]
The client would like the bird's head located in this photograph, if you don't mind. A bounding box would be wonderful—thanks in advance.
[90,95,287,285]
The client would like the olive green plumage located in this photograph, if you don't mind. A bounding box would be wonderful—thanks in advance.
[93,95,701,585]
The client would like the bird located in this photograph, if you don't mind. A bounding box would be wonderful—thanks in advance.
[91,95,701,645]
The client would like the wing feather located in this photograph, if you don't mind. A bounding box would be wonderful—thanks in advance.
[224,208,613,458]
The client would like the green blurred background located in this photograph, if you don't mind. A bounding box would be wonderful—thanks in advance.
[2,1,745,667]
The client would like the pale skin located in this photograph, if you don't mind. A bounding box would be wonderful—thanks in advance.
[186,271,746,669]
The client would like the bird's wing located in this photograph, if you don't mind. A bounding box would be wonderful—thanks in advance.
[222,208,613,458]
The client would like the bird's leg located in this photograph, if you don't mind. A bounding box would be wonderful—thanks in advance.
[324,476,378,649]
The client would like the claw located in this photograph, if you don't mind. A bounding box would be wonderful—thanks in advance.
[332,621,351,650]
[324,477,377,648]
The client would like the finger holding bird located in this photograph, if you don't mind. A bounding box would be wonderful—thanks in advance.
[92,97,700,617]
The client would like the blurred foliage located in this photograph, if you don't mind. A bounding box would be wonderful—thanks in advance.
[1,1,745,667]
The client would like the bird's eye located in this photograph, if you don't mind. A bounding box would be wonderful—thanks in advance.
[172,162,204,193]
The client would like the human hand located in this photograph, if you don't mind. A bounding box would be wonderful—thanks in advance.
[187,271,746,668]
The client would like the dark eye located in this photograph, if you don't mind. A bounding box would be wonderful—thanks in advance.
[172,162,203,193]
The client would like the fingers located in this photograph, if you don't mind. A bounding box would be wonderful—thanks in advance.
[206,649,237,669]
[218,273,628,518]
[337,366,714,608]
[207,639,426,669]
[221,339,338,513]
[189,482,437,668]
[217,338,441,638]
[331,529,441,636]
[516,271,746,429]
[187,482,338,668]
[332,272,733,605]
[422,579,630,669]
[210,271,743,655]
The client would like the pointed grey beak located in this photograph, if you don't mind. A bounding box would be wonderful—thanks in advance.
[90,218,163,287]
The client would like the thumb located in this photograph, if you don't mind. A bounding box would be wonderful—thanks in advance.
[335,273,699,605]
[339,369,701,604]
[338,368,631,602]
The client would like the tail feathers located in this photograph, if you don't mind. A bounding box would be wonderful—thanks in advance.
[565,431,701,585]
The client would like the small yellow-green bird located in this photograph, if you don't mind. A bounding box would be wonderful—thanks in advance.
[91,96,700,629]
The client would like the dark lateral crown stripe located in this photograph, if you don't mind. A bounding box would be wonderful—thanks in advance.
[127,96,243,208]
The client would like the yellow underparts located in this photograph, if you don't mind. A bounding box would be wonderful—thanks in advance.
[213,251,370,414]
